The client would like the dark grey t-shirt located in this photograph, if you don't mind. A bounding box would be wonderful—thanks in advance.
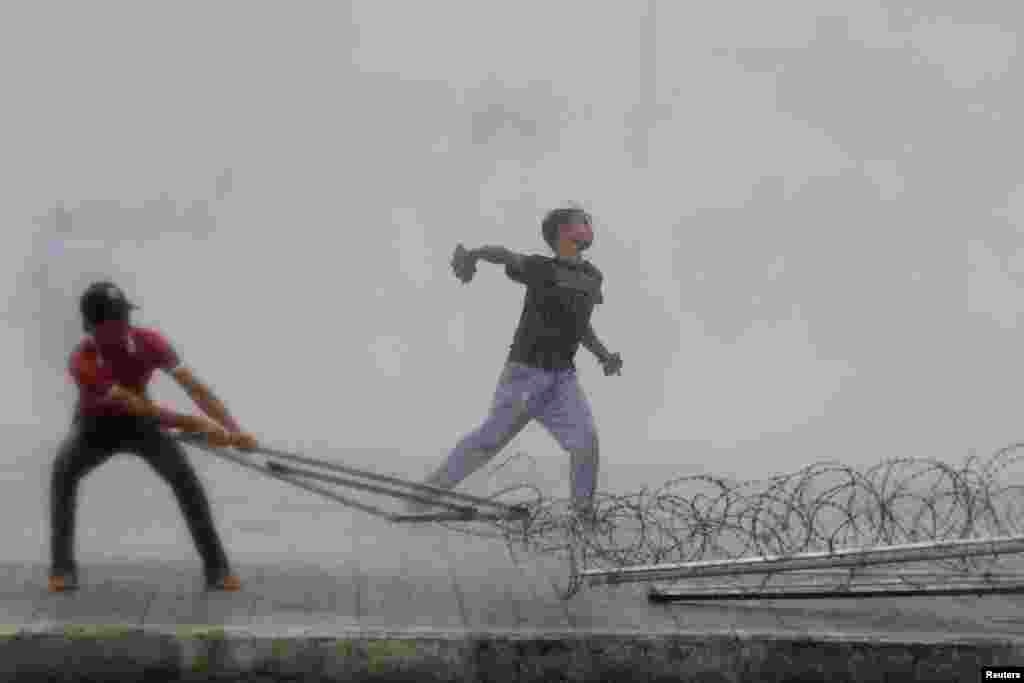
[504,254,604,371]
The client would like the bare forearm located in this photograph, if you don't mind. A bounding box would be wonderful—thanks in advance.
[108,385,190,428]
[108,386,162,419]
[186,383,241,432]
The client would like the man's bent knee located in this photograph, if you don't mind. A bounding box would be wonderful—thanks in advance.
[560,426,598,455]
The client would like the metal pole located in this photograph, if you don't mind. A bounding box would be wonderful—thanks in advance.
[187,438,398,520]
[647,581,1024,602]
[583,534,1024,586]
[180,435,528,523]
[174,434,525,515]
[264,461,480,516]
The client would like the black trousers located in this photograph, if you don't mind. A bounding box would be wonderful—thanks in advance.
[50,415,231,578]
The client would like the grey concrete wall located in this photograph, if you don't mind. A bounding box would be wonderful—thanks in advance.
[2,630,1021,682]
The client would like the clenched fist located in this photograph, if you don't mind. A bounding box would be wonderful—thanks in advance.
[177,415,233,448]
[451,243,477,284]
[231,432,259,451]
[202,421,234,448]
[601,352,623,376]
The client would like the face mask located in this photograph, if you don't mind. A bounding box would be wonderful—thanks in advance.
[559,221,593,247]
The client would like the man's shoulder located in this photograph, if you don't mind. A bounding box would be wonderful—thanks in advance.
[69,337,96,358]
[131,326,182,369]
[131,326,171,347]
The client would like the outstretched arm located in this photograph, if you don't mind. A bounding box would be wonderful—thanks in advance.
[468,246,524,269]
[172,368,258,448]
[451,244,526,284]
[69,347,230,441]
[106,384,176,422]
[146,330,256,449]
[169,366,246,434]
[100,384,234,447]
[157,366,257,449]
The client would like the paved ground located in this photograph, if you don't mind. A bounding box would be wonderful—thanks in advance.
[3,423,1024,680]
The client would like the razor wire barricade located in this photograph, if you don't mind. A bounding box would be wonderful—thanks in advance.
[175,433,1024,602]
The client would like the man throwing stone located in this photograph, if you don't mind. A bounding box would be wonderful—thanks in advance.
[410,207,622,528]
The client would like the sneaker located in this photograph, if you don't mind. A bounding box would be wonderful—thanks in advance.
[48,570,79,593]
[205,570,242,592]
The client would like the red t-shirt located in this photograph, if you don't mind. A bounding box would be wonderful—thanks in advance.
[69,326,182,418]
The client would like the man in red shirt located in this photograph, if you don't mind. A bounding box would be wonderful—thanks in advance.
[51,281,258,593]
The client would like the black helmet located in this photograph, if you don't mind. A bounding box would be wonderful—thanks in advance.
[80,281,137,332]
[542,206,593,251]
